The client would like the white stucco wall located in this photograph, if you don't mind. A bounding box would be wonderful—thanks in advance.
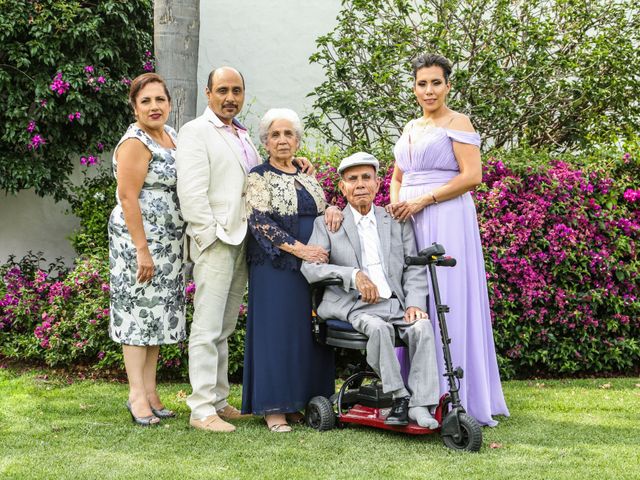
[197,0,341,138]
[0,0,341,264]
[0,191,79,265]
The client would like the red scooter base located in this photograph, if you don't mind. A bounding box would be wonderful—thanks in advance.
[338,396,445,435]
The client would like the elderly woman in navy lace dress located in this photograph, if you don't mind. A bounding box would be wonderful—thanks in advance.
[241,108,335,432]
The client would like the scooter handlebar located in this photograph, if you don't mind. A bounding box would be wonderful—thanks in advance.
[405,255,429,266]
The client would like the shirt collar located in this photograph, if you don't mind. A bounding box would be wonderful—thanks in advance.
[205,107,248,132]
[349,204,376,226]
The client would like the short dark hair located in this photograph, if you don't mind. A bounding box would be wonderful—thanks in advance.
[207,67,246,90]
[129,73,171,109]
[411,53,453,83]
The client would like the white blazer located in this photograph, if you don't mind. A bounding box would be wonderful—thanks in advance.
[175,108,261,252]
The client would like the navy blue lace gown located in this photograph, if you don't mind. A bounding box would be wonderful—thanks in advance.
[242,163,335,415]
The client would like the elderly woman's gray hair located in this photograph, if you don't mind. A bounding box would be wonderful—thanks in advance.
[258,108,304,145]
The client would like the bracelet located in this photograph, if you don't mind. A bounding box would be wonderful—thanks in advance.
[430,192,438,204]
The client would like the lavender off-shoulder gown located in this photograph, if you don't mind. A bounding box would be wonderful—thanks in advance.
[394,125,509,426]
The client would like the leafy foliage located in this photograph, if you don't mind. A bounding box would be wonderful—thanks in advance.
[306,0,640,153]
[1,148,638,378]
[67,167,116,255]
[0,0,153,199]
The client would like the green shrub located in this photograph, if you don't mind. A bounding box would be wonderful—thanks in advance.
[1,147,638,379]
[307,0,640,153]
[0,0,153,200]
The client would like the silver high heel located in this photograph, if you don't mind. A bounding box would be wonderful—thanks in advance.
[126,401,160,426]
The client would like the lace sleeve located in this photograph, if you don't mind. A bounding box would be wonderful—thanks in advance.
[246,172,296,259]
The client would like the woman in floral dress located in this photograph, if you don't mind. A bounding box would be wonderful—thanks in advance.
[108,73,186,426]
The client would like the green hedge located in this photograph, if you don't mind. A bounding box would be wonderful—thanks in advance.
[1,147,638,379]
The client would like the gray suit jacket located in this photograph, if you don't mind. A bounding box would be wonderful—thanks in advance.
[300,206,428,321]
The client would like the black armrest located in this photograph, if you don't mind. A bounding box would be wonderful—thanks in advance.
[310,278,344,289]
[310,277,343,323]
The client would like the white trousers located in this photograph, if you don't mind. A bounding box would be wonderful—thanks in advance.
[187,238,247,420]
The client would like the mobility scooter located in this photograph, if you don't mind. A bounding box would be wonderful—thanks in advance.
[305,243,483,452]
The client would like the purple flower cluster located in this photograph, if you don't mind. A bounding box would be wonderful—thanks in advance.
[80,155,98,166]
[28,134,46,150]
[49,72,70,95]
[142,50,154,72]
[68,111,82,122]
[623,189,640,202]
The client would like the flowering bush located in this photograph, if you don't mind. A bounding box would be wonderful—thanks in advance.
[0,251,247,379]
[0,0,153,200]
[477,149,639,377]
[1,147,638,378]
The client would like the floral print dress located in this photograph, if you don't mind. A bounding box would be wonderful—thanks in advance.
[108,124,186,345]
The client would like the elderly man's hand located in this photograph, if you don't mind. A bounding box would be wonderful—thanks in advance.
[324,205,343,233]
[293,156,316,175]
[404,306,428,323]
[355,271,379,304]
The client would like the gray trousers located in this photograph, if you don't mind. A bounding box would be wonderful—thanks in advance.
[350,299,439,408]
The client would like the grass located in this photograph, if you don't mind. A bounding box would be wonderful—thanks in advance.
[0,370,639,480]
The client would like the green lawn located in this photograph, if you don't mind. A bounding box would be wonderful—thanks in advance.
[0,370,638,480]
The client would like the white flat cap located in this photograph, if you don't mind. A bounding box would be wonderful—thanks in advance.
[337,151,379,175]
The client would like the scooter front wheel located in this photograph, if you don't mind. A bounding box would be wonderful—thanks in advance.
[306,396,336,431]
[442,413,482,452]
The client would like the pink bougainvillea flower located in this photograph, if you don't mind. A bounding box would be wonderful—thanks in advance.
[28,134,46,150]
[80,155,97,166]
[142,61,154,72]
[84,65,94,73]
[49,72,70,95]
[26,120,36,133]
[97,76,106,84]
[96,142,104,151]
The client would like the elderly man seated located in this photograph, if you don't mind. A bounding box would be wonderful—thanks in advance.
[301,152,439,428]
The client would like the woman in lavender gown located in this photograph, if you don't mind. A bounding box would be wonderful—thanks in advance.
[387,53,509,426]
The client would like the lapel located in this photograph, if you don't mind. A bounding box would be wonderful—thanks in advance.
[374,206,392,276]
[342,207,363,268]
[203,108,250,174]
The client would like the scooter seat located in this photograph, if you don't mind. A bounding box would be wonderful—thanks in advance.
[326,319,356,332]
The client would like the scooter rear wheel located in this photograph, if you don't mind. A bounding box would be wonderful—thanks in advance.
[442,413,482,452]
[306,396,336,431]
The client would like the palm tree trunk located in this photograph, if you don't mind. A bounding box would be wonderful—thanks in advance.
[154,0,200,130]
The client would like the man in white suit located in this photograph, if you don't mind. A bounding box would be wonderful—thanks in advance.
[176,67,256,432]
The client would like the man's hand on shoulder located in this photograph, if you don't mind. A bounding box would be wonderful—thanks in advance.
[404,306,428,323]
[355,271,380,304]
[293,156,315,175]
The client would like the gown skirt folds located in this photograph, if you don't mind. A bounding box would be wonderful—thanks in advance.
[394,125,509,426]
[242,172,335,415]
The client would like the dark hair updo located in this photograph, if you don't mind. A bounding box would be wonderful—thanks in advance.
[128,73,171,110]
[411,53,453,83]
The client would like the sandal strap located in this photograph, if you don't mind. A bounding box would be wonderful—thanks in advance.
[269,423,292,432]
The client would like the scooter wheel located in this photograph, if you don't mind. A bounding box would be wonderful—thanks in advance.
[442,413,482,452]
[306,396,336,431]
